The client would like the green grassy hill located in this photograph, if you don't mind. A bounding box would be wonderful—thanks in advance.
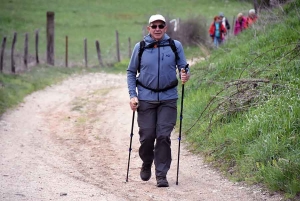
[182,1,300,199]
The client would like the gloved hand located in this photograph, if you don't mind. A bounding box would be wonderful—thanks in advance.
[129,97,139,111]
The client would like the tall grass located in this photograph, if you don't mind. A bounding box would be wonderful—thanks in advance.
[182,1,300,198]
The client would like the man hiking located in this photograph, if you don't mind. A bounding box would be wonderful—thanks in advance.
[127,14,190,187]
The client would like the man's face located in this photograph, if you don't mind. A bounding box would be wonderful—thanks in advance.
[147,20,167,41]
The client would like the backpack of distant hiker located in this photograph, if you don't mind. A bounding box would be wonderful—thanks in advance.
[215,22,221,38]
[137,38,180,73]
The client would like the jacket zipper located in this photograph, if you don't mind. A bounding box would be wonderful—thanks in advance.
[157,45,160,101]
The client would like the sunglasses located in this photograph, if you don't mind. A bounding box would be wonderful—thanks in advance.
[150,24,165,29]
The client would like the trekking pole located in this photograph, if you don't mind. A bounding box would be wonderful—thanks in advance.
[126,110,136,182]
[176,64,189,185]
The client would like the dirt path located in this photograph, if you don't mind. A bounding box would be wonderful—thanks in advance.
[0,73,283,201]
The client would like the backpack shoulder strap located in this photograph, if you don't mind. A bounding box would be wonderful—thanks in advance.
[138,40,146,73]
[168,38,180,62]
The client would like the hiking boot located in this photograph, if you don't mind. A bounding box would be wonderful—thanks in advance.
[156,176,169,187]
[140,163,152,181]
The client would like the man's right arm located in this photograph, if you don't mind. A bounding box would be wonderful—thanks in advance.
[127,43,140,99]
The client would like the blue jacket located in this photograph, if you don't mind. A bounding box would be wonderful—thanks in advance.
[127,34,188,101]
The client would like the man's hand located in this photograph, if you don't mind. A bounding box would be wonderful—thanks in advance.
[181,68,190,84]
[129,97,139,111]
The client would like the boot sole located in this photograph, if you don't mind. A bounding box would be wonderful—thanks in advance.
[157,182,169,187]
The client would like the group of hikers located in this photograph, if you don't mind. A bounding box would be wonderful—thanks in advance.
[209,9,258,48]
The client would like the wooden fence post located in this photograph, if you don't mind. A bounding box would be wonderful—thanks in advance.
[84,38,87,67]
[95,40,103,67]
[116,30,120,62]
[11,32,17,73]
[35,29,39,64]
[46,11,55,65]
[0,37,6,73]
[24,33,28,69]
[65,36,68,67]
[128,37,131,58]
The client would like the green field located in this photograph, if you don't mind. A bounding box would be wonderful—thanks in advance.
[0,0,251,67]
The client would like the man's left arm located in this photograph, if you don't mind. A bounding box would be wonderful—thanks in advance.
[174,40,190,83]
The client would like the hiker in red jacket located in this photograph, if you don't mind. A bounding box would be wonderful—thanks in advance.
[209,16,227,48]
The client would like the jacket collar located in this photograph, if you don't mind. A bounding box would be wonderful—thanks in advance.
[144,33,170,45]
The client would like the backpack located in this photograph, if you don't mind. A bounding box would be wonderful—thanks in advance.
[137,38,180,73]
[215,23,221,38]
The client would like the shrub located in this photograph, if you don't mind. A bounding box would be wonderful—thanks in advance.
[166,15,208,47]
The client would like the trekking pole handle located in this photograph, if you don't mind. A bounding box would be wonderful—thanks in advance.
[130,98,139,111]
[181,64,189,84]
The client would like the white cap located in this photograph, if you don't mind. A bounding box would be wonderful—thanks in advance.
[249,9,255,14]
[148,14,166,24]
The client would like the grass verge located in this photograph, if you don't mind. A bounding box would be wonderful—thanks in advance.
[182,1,300,199]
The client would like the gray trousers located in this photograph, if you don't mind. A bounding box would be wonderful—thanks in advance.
[137,99,177,177]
